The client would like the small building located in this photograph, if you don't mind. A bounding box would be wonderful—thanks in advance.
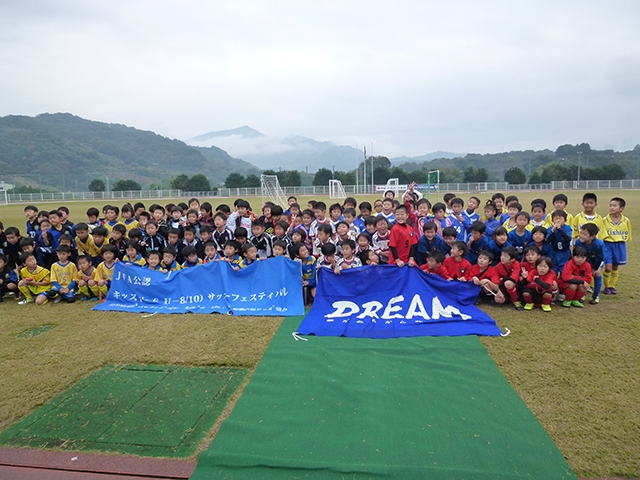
[0,181,15,191]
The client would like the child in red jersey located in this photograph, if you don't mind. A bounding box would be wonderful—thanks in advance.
[519,245,541,285]
[493,246,522,309]
[559,246,592,308]
[470,250,500,303]
[443,241,472,281]
[522,256,557,312]
[420,250,448,279]
[388,205,418,267]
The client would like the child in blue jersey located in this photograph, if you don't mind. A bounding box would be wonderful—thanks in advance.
[378,198,396,226]
[223,240,243,271]
[416,222,446,266]
[203,241,222,263]
[0,254,19,300]
[161,247,181,272]
[461,196,481,232]
[24,205,39,239]
[546,210,573,275]
[466,221,490,265]
[574,223,606,304]
[486,227,511,266]
[36,218,60,268]
[432,203,459,239]
[482,202,501,239]
[441,227,458,258]
[293,242,317,305]
[449,197,468,240]
[530,226,552,258]
[508,212,532,261]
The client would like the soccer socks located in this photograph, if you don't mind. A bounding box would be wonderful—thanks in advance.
[542,295,552,306]
[593,275,602,297]
[522,292,533,304]
[89,284,100,296]
[610,270,620,288]
[507,286,518,304]
[78,285,91,297]
[603,271,611,288]
[18,286,33,300]
[99,285,109,296]
[564,288,576,302]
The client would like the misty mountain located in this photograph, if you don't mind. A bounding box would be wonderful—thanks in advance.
[390,151,465,164]
[190,126,264,142]
[0,113,261,190]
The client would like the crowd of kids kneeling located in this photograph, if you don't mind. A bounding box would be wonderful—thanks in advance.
[0,189,631,310]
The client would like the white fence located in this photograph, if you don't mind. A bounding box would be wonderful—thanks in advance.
[4,179,640,204]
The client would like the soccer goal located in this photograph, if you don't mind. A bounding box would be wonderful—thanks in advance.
[426,170,440,202]
[0,189,8,206]
[329,179,346,199]
[260,174,288,208]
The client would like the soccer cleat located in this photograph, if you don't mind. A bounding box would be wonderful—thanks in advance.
[602,287,612,295]
[523,303,534,311]
[609,287,618,295]
[541,304,552,312]
[589,296,600,305]
[79,296,90,301]
[18,298,33,305]
[562,300,572,308]
[90,297,100,302]
[513,301,523,311]
[555,293,566,303]
[571,300,584,308]
[53,296,62,304]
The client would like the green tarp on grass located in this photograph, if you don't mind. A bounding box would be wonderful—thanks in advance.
[191,315,575,479]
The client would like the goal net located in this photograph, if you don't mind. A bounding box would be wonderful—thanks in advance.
[260,175,288,208]
[0,189,7,206]
[329,179,346,199]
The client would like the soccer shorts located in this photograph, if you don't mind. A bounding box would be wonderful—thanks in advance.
[604,241,627,266]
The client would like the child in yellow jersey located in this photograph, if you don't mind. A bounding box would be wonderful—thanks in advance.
[121,204,140,234]
[75,255,98,300]
[161,248,181,272]
[501,202,522,233]
[47,245,78,303]
[89,244,119,300]
[103,205,124,239]
[238,243,259,268]
[603,197,632,295]
[547,194,573,229]
[74,223,101,259]
[571,192,606,240]
[18,252,51,305]
[123,240,146,267]
[181,246,203,268]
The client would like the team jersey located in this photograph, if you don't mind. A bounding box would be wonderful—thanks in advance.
[467,236,490,264]
[571,211,606,239]
[182,258,203,268]
[469,264,500,284]
[602,214,632,243]
[388,222,418,263]
[525,269,557,292]
[485,239,511,266]
[560,259,593,287]
[574,238,606,271]
[507,229,532,260]
[19,265,51,293]
[250,233,274,259]
[483,217,501,238]
[123,218,140,233]
[502,218,518,233]
[104,220,124,239]
[75,266,96,283]
[203,253,222,263]
[94,261,117,282]
[123,253,146,267]
[161,260,182,271]
[309,218,334,242]
[378,211,396,226]
[336,256,362,269]
[416,236,446,265]
[443,257,473,281]
[50,261,78,289]
[494,260,521,284]
[75,234,101,258]
[420,264,449,279]
[299,256,317,288]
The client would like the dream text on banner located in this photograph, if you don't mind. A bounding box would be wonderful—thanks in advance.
[297,265,502,337]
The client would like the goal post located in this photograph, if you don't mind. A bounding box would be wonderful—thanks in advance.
[427,170,440,202]
[329,179,346,199]
[260,174,288,208]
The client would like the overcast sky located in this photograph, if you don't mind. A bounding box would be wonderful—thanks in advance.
[1,1,639,157]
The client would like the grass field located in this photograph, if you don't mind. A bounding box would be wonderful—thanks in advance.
[0,190,639,477]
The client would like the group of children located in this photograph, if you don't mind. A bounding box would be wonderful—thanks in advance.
[0,189,631,311]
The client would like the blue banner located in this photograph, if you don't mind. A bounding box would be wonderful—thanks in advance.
[93,256,305,316]
[297,265,502,338]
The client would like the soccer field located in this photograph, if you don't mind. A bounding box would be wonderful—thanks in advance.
[0,189,638,477]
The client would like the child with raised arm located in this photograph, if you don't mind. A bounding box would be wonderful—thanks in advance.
[602,197,631,295]
[17,252,51,305]
[559,246,592,308]
[443,241,472,282]
[522,257,557,312]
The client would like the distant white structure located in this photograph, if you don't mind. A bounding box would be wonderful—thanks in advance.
[260,174,288,208]
[329,179,347,199]
[0,181,15,191]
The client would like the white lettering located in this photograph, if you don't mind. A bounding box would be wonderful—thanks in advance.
[431,296,471,320]
[381,295,405,319]
[326,301,359,319]
[357,301,384,319]
[405,294,430,320]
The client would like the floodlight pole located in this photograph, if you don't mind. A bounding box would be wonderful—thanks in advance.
[577,151,582,183]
